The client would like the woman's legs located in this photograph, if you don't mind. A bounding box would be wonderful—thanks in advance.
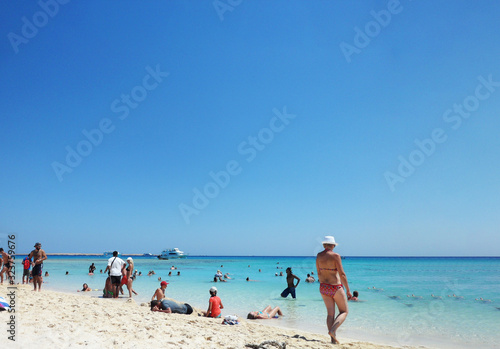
[268,306,283,318]
[262,305,272,313]
[330,289,349,343]
[321,294,337,343]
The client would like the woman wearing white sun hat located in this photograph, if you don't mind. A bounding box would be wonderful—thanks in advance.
[316,236,351,344]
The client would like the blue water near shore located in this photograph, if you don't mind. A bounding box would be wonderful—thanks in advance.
[14,256,500,348]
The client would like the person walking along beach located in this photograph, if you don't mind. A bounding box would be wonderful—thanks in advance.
[104,251,126,298]
[280,267,300,299]
[28,242,47,291]
[316,236,351,344]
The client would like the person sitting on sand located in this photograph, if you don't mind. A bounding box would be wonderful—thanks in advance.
[203,286,224,318]
[348,290,359,301]
[103,277,113,298]
[78,283,92,292]
[151,299,193,314]
[152,281,168,301]
[247,306,283,319]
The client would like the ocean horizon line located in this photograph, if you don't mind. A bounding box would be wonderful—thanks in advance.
[12,253,500,258]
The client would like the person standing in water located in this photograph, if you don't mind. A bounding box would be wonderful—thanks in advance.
[280,267,300,299]
[316,236,351,344]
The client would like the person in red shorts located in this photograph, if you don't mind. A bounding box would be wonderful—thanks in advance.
[203,286,224,318]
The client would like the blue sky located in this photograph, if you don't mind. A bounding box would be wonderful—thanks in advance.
[1,0,499,256]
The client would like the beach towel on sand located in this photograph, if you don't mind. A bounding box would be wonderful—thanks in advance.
[0,296,11,310]
[222,315,239,325]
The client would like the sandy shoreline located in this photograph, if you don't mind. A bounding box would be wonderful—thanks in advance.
[1,284,422,349]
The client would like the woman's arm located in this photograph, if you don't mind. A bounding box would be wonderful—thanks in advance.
[206,300,213,317]
[334,254,352,298]
[316,257,321,280]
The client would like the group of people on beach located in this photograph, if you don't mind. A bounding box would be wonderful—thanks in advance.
[14,237,352,344]
[2,242,48,290]
[149,278,282,323]
[103,251,138,298]
[147,235,353,344]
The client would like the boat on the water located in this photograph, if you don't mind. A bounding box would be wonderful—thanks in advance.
[157,248,186,260]
[142,253,154,257]
[103,251,120,257]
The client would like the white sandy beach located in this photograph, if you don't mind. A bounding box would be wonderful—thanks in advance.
[0,284,423,349]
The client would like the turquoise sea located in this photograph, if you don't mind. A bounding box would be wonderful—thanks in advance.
[14,256,500,348]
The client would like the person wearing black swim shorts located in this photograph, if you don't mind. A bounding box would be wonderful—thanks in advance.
[28,242,48,291]
[104,251,126,298]
[0,248,14,284]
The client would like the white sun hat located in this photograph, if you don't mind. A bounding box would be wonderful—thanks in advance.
[322,236,338,246]
[210,286,217,293]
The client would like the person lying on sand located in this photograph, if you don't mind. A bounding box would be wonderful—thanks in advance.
[150,299,193,314]
[247,305,283,319]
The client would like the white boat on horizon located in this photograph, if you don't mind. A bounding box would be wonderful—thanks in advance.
[157,248,186,260]
[103,251,120,257]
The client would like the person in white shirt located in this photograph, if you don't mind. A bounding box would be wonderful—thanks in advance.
[104,251,126,298]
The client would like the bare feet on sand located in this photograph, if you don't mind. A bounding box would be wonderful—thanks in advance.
[329,330,339,344]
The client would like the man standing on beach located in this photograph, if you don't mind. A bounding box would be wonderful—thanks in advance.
[281,267,300,299]
[0,248,14,284]
[104,251,126,298]
[28,242,47,291]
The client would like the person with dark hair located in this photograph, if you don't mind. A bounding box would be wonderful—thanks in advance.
[78,283,91,292]
[22,256,31,284]
[280,267,300,298]
[316,236,351,344]
[88,263,96,275]
[0,248,14,284]
[150,299,193,314]
[104,251,126,298]
[349,290,359,301]
[28,242,47,291]
[247,305,283,320]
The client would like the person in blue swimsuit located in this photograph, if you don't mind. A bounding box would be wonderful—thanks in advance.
[247,305,283,319]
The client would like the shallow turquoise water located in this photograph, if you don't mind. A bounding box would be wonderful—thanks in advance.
[13,256,500,348]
